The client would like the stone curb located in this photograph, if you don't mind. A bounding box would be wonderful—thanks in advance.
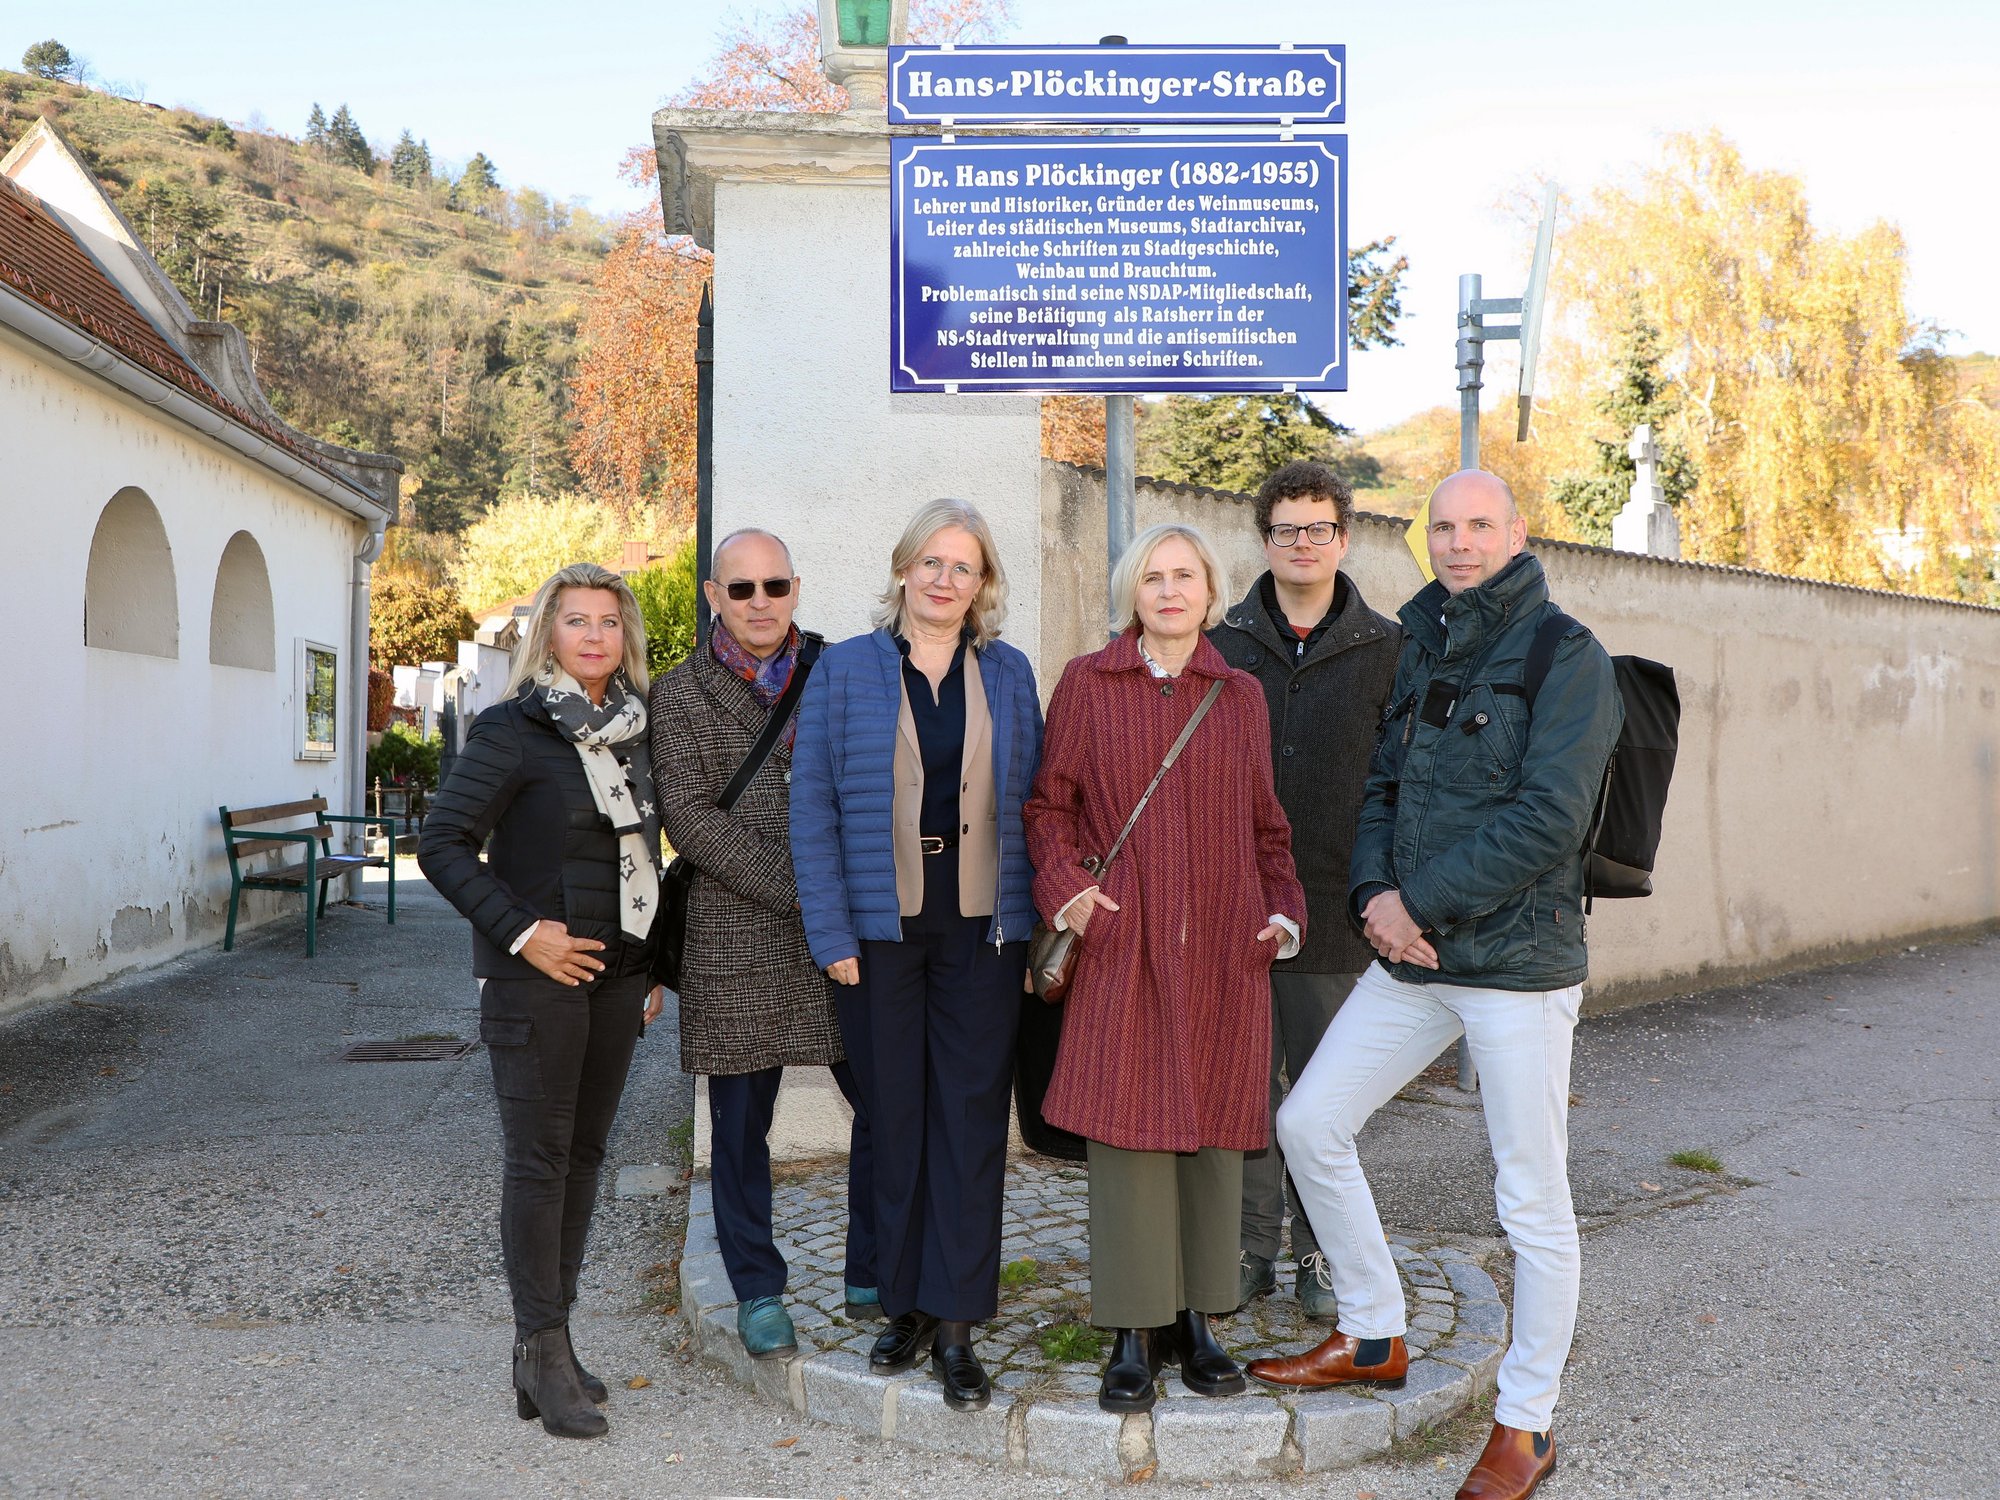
[677,1178,1508,1478]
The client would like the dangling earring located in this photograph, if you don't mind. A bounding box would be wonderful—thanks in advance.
[539,655,557,680]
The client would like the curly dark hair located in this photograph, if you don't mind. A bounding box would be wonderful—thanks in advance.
[1253,460,1355,536]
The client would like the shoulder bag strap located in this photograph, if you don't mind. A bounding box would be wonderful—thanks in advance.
[714,635,822,814]
[1093,677,1227,875]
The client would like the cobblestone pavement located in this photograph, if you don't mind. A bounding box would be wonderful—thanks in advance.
[678,1153,1507,1479]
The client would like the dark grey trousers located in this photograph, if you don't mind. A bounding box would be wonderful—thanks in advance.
[480,970,648,1340]
[1240,970,1359,1262]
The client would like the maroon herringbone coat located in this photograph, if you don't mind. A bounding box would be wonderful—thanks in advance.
[1026,632,1305,1153]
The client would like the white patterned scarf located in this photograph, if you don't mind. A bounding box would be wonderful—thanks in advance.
[527,666,661,940]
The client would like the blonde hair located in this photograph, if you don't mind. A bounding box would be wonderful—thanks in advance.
[1109,523,1231,634]
[871,499,1010,648]
[505,562,650,697]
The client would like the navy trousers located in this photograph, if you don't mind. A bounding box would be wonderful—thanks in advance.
[708,1060,876,1301]
[841,852,1025,1323]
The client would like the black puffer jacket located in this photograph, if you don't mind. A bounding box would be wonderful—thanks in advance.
[418,686,654,980]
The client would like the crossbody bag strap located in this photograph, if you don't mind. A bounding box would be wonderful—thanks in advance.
[1094,677,1226,875]
[714,634,822,814]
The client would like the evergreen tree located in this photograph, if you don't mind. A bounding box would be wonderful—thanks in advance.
[305,103,328,153]
[1140,393,1381,496]
[1546,297,1699,545]
[390,130,432,188]
[21,39,78,81]
[326,104,372,171]
[449,153,500,214]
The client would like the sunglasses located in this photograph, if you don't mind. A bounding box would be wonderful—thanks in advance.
[720,577,794,601]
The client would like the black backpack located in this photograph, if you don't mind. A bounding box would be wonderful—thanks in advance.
[1524,612,1679,910]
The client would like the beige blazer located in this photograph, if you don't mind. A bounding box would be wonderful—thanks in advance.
[893,645,998,919]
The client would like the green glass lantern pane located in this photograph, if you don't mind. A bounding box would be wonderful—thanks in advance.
[836,0,892,45]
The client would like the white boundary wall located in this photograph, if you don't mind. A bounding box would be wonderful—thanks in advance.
[1042,462,2000,1007]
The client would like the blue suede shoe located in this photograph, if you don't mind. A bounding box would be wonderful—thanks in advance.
[736,1296,798,1360]
[844,1284,883,1321]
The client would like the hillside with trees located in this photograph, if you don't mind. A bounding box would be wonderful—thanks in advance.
[0,69,611,535]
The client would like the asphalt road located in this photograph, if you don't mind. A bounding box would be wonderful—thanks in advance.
[1,870,1993,1498]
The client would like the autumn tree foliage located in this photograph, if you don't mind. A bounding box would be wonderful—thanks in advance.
[1539,133,2000,594]
[369,577,476,669]
[449,491,629,612]
[567,149,708,527]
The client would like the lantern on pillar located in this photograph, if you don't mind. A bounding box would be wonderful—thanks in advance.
[817,0,909,110]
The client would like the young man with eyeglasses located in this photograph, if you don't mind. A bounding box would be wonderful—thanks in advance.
[1207,459,1400,1320]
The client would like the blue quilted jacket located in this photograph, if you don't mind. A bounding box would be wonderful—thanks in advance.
[791,628,1043,968]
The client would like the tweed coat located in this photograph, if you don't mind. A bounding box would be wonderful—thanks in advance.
[1208,571,1401,974]
[1025,632,1306,1154]
[648,639,844,1075]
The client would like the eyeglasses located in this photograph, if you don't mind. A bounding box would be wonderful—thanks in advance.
[911,556,983,587]
[1264,521,1343,546]
[721,577,794,600]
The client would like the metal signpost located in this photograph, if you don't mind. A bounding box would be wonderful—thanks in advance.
[1455,182,1557,467]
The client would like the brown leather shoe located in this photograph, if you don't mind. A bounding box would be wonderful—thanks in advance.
[1455,1423,1556,1500]
[1244,1331,1408,1390]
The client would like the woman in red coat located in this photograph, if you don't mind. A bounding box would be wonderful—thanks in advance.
[1026,522,1306,1415]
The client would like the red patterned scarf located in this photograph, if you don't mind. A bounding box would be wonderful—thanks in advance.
[711,623,803,748]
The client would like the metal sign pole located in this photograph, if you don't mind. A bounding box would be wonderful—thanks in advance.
[1456,273,1484,470]
[1104,394,1135,634]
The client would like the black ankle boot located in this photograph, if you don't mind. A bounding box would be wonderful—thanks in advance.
[558,1321,609,1405]
[1098,1326,1164,1413]
[1171,1309,1246,1396]
[514,1327,609,1438]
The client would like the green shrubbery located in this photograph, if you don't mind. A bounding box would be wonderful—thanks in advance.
[367,722,441,786]
[629,538,699,681]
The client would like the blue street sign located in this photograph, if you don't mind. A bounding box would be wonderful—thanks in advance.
[890,135,1347,394]
[888,44,1344,125]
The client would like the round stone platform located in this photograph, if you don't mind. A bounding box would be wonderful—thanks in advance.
[678,1155,1506,1480]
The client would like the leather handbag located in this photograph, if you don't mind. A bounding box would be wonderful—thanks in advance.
[1026,678,1225,1002]
[654,636,820,991]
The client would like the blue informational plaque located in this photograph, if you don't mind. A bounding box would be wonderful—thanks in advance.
[888,44,1344,125]
[890,135,1348,394]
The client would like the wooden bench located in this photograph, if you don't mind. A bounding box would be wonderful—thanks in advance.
[219,796,402,957]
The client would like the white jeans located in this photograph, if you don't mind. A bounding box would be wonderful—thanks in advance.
[1276,961,1582,1432]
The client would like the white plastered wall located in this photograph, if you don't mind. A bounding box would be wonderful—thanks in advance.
[0,329,367,1008]
[709,176,1044,665]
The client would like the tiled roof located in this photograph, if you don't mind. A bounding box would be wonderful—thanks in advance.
[0,171,360,493]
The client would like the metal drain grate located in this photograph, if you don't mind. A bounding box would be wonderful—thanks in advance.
[340,1039,477,1063]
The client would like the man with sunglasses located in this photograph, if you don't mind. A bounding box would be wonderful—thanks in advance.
[649,529,876,1362]
[1208,460,1400,1320]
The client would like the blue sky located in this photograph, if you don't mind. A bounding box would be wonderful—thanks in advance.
[13,2,1997,429]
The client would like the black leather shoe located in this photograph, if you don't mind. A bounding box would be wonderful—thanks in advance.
[1098,1326,1165,1413]
[1169,1308,1246,1396]
[868,1310,940,1374]
[931,1339,991,1411]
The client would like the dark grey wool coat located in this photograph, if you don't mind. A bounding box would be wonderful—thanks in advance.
[649,641,845,1075]
[1208,570,1401,975]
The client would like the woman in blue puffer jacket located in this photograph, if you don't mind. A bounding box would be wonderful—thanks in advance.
[790,498,1042,1414]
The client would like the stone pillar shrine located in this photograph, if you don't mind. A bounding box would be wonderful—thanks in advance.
[652,5,1045,669]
